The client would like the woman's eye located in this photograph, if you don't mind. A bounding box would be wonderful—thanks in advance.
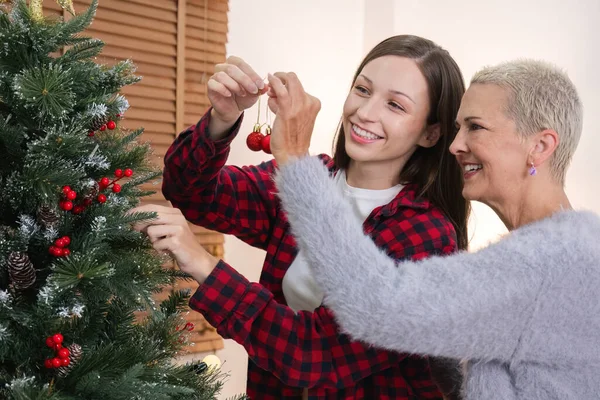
[354,85,369,95]
[388,101,405,112]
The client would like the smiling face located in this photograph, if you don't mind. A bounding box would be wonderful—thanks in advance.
[450,83,531,206]
[342,55,439,172]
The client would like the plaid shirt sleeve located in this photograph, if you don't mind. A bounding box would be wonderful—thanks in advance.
[189,261,411,389]
[161,108,277,250]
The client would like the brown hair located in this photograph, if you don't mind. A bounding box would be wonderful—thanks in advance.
[333,35,470,250]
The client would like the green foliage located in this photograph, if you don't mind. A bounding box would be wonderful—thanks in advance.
[0,1,242,399]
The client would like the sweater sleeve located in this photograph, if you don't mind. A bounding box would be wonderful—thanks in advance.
[274,156,545,362]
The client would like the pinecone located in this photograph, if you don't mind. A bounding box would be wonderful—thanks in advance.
[37,205,59,229]
[90,115,108,131]
[85,181,100,199]
[8,252,36,290]
[57,343,82,377]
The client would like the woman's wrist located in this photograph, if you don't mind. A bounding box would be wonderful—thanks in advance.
[208,108,242,140]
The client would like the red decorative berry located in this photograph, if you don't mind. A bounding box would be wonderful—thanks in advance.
[61,357,70,367]
[185,322,195,331]
[50,247,63,257]
[66,191,77,200]
[62,249,71,257]
[112,184,121,193]
[46,337,55,348]
[124,168,133,177]
[114,169,123,178]
[99,124,107,131]
[99,177,110,187]
[62,186,72,195]
[44,359,54,369]
[107,120,116,130]
[61,236,71,246]
[54,343,62,351]
[261,135,271,154]
[88,130,95,137]
[52,334,64,344]
[83,198,93,206]
[246,132,265,152]
[73,205,84,214]
[55,238,66,248]
[116,113,122,118]
[97,194,107,203]
[51,358,62,368]
[58,348,70,359]
[60,201,73,211]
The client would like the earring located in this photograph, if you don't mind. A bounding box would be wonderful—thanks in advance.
[246,95,265,152]
[529,162,537,176]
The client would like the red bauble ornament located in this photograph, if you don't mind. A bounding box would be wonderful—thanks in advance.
[107,120,116,130]
[52,334,64,344]
[58,348,70,359]
[60,201,73,211]
[73,205,84,214]
[114,169,123,178]
[124,168,133,177]
[99,124,107,131]
[66,191,77,200]
[62,249,71,257]
[46,337,55,348]
[44,359,54,369]
[51,358,62,368]
[246,131,265,152]
[61,357,70,367]
[261,134,271,154]
[62,186,72,195]
[112,184,121,193]
[99,177,110,187]
[97,194,107,203]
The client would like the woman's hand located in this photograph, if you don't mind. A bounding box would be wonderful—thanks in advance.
[129,204,218,284]
[207,56,269,138]
[267,72,321,165]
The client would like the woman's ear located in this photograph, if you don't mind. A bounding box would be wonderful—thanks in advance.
[419,123,441,148]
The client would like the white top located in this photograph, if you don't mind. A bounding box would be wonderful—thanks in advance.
[282,170,403,312]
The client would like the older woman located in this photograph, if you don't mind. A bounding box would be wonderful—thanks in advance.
[269,59,600,399]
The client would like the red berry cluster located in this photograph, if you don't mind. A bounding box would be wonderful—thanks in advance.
[97,168,134,202]
[59,186,78,212]
[44,333,70,369]
[246,124,272,154]
[88,114,122,137]
[49,236,71,258]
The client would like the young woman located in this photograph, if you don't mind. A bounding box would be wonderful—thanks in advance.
[138,35,470,399]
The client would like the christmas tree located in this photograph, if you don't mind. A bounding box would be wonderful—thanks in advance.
[0,1,242,398]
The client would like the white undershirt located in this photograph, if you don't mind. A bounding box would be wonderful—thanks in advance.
[282,170,404,313]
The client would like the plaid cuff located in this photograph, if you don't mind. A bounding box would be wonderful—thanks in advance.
[194,108,244,160]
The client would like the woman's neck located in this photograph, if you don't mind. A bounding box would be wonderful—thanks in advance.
[346,159,406,190]
[494,181,572,231]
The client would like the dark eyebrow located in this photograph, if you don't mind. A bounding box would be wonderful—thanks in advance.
[358,74,415,104]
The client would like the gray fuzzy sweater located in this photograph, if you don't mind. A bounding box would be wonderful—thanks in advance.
[274,156,600,400]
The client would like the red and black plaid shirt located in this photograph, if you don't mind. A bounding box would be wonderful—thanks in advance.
[162,110,457,400]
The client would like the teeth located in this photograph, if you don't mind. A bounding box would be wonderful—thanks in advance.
[464,164,482,172]
[352,124,381,140]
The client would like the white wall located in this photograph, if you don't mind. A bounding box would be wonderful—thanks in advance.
[184,1,600,398]
[388,0,600,249]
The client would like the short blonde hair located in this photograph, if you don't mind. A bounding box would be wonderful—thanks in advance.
[471,59,583,185]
